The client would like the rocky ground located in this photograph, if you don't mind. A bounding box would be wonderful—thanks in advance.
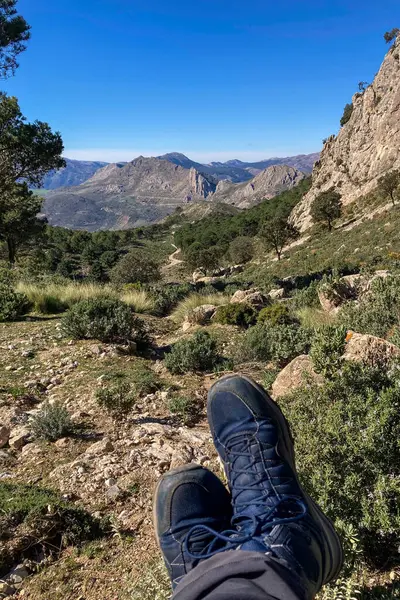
[0,313,261,600]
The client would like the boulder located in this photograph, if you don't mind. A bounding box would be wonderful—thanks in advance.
[344,331,400,367]
[230,288,270,310]
[192,268,206,283]
[85,438,114,455]
[187,304,217,325]
[272,355,324,399]
[317,281,353,313]
[0,425,10,449]
[9,427,30,451]
[268,288,286,300]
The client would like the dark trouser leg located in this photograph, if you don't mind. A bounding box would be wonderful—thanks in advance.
[172,551,308,600]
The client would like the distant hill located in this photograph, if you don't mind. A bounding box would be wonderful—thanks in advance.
[41,158,109,189]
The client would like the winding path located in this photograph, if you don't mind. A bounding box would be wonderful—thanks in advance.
[163,244,183,270]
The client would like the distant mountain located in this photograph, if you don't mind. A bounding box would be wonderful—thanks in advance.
[211,165,307,209]
[43,156,218,231]
[223,153,320,173]
[43,156,308,231]
[41,158,109,190]
[158,152,254,183]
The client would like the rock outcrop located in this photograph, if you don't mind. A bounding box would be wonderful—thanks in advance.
[292,37,400,231]
[272,355,323,398]
[211,165,306,209]
[344,331,400,367]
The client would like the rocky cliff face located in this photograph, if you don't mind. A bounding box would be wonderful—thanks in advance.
[211,165,306,208]
[293,37,400,231]
[41,159,109,189]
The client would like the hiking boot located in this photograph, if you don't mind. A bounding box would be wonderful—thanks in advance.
[202,374,343,597]
[153,464,232,589]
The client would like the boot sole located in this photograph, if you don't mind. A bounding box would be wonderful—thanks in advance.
[208,373,344,585]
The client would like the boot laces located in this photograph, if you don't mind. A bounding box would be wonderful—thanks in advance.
[184,430,307,560]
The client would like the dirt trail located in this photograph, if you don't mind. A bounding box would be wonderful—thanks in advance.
[163,244,183,270]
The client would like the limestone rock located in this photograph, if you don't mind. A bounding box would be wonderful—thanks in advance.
[85,438,114,455]
[192,268,206,283]
[272,355,324,399]
[293,37,400,231]
[0,582,15,596]
[318,280,354,313]
[9,427,30,451]
[230,288,270,310]
[0,425,10,449]
[344,332,400,367]
[187,304,217,325]
[268,288,286,300]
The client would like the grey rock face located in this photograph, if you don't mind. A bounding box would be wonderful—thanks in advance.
[293,38,400,231]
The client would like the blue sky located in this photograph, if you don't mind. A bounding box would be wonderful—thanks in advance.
[3,0,400,163]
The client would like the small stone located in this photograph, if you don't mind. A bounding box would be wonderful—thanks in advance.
[105,485,122,501]
[0,582,15,596]
[105,477,117,488]
[5,366,13,372]
[55,437,70,448]
[8,565,29,584]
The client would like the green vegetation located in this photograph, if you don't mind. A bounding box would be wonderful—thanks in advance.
[338,277,400,339]
[165,330,221,373]
[214,302,257,328]
[311,189,342,231]
[238,323,310,367]
[0,481,105,572]
[0,280,31,320]
[0,0,30,77]
[110,248,161,284]
[384,27,399,44]
[257,303,297,326]
[96,365,160,415]
[228,236,254,264]
[61,297,148,345]
[168,395,201,424]
[340,102,353,126]
[282,361,400,566]
[260,217,299,260]
[174,178,311,265]
[309,325,347,379]
[30,400,75,441]
[170,293,227,324]
[377,169,400,206]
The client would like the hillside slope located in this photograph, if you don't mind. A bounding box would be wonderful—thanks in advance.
[211,165,306,208]
[293,37,400,231]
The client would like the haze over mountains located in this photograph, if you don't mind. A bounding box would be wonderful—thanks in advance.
[41,152,319,190]
[43,153,315,231]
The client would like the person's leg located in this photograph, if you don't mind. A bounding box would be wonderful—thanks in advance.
[154,375,343,600]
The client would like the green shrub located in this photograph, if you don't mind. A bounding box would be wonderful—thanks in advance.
[151,283,193,315]
[0,283,31,321]
[96,381,136,415]
[96,365,160,415]
[239,324,310,366]
[290,281,320,309]
[214,303,257,328]
[30,401,75,441]
[310,325,347,379]
[228,236,254,264]
[168,395,201,424]
[110,249,161,284]
[0,482,105,573]
[281,361,400,564]
[339,277,400,338]
[165,330,221,374]
[61,297,148,345]
[257,303,297,326]
[340,102,353,126]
